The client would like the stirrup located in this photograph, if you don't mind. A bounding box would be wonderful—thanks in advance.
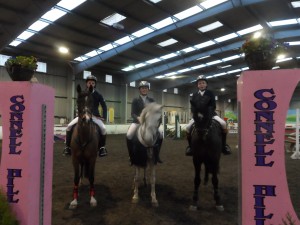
[63,147,71,156]
[185,146,193,156]
[98,147,108,157]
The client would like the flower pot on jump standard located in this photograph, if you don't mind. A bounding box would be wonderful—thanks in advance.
[5,64,34,81]
[244,51,276,70]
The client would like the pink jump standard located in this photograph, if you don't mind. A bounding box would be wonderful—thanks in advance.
[238,69,300,225]
[0,82,54,225]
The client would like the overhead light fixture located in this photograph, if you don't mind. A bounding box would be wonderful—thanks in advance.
[59,46,69,54]
[291,1,300,8]
[198,21,223,33]
[220,88,226,92]
[101,13,126,26]
[157,38,178,47]
[269,19,298,27]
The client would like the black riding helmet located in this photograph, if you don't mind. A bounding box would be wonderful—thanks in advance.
[86,75,97,87]
[196,75,208,84]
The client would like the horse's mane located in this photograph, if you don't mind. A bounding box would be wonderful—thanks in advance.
[139,102,161,125]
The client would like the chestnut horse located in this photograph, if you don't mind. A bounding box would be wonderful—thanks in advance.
[69,84,100,209]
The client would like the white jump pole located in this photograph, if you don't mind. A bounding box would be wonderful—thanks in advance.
[291,108,300,159]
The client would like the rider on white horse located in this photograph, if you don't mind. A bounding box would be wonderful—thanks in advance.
[63,75,108,157]
[126,81,163,165]
[185,75,231,156]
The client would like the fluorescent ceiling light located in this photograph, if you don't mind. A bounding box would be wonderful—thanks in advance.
[291,1,300,8]
[173,6,202,20]
[149,0,162,3]
[214,33,238,42]
[269,19,298,27]
[237,24,263,36]
[288,41,300,45]
[222,55,240,61]
[101,13,126,26]
[146,58,161,64]
[74,56,88,61]
[86,50,98,57]
[122,66,135,71]
[28,20,50,31]
[191,64,206,70]
[132,27,154,37]
[200,0,228,9]
[155,75,165,79]
[198,21,223,33]
[178,68,191,73]
[9,40,22,47]
[99,44,113,52]
[157,38,178,47]
[276,57,293,63]
[227,69,241,74]
[213,72,226,77]
[194,40,215,49]
[152,17,173,29]
[220,65,232,69]
[135,63,147,68]
[181,47,196,53]
[164,72,177,77]
[160,53,178,60]
[206,60,222,66]
[42,8,66,22]
[220,88,226,91]
[197,55,210,60]
[115,36,131,45]
[57,0,87,10]
[17,31,35,40]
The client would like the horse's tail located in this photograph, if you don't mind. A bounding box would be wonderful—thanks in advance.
[80,162,89,179]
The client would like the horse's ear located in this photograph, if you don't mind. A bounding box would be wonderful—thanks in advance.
[77,84,82,93]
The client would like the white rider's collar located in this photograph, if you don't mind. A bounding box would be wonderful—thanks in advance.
[198,90,205,96]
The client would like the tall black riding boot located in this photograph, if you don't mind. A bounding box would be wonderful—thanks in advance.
[98,134,108,157]
[63,130,72,156]
[185,133,193,156]
[222,130,231,155]
[126,137,134,165]
[154,138,163,163]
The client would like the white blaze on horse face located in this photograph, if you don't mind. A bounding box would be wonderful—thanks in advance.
[84,106,91,120]
[197,112,204,119]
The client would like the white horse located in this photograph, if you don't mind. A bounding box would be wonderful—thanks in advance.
[131,102,163,207]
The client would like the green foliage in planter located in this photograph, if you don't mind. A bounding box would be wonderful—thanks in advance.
[5,56,38,71]
[0,190,19,225]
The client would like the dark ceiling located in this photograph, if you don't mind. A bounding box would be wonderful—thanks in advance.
[1,0,300,99]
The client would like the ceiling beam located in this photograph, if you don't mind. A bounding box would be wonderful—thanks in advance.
[73,0,270,74]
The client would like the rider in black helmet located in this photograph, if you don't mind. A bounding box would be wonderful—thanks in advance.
[185,75,231,156]
[126,81,163,165]
[63,75,108,157]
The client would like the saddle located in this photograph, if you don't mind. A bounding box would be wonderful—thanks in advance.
[131,131,161,167]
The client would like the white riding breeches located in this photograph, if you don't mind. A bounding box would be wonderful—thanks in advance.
[126,123,163,139]
[186,115,226,133]
[66,116,106,135]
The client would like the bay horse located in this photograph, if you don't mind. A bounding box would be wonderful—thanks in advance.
[189,94,224,211]
[69,84,100,209]
[130,102,163,207]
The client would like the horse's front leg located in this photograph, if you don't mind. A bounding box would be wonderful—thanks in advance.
[70,163,80,209]
[89,164,97,207]
[190,157,201,211]
[211,172,224,211]
[132,167,140,203]
[149,163,158,207]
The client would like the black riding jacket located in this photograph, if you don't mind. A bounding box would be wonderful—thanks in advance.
[131,95,154,123]
[91,90,107,120]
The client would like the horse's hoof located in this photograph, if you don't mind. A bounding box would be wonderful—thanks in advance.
[189,205,198,211]
[152,201,159,207]
[216,205,224,211]
[132,198,139,204]
[90,197,97,207]
[69,203,78,209]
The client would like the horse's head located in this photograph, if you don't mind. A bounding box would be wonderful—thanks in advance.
[76,84,94,123]
[190,95,211,128]
[140,103,162,128]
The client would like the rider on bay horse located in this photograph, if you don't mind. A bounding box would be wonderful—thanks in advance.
[126,81,163,165]
[185,75,231,156]
[63,75,108,157]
